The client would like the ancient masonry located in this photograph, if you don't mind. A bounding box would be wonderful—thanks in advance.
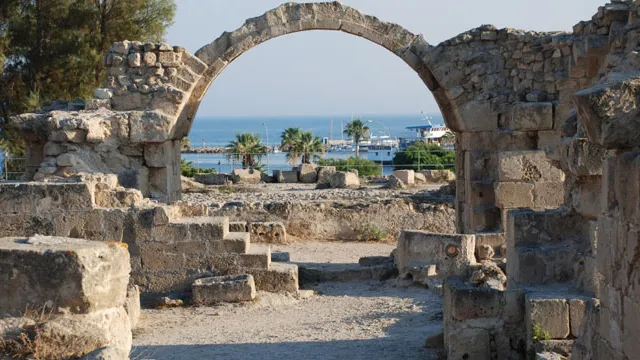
[1,1,639,359]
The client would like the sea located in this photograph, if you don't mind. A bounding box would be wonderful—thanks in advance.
[183,113,445,175]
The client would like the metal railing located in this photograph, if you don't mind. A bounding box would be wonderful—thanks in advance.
[1,151,27,181]
[184,149,456,177]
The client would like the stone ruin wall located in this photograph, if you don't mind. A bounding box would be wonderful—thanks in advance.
[5,1,640,358]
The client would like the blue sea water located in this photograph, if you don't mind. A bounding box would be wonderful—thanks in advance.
[183,113,445,176]
[185,113,444,147]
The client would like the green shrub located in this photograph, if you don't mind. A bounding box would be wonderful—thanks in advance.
[531,323,551,342]
[318,157,382,177]
[357,224,388,242]
[180,159,216,178]
[392,143,455,171]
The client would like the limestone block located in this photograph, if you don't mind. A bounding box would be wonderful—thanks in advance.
[282,170,298,183]
[495,182,534,209]
[420,169,456,183]
[124,285,140,329]
[144,141,177,168]
[95,189,144,208]
[414,172,427,183]
[475,233,506,257]
[0,183,94,215]
[65,129,89,143]
[82,346,129,360]
[458,100,499,132]
[498,151,565,183]
[396,231,475,277]
[532,182,565,209]
[459,131,538,151]
[44,141,66,156]
[392,170,415,185]
[250,262,299,294]
[41,306,132,356]
[192,274,256,304]
[569,298,587,338]
[143,52,157,66]
[526,297,570,340]
[507,102,554,131]
[447,327,491,360]
[271,252,290,262]
[575,77,640,149]
[386,175,406,189]
[444,278,504,321]
[229,221,248,232]
[476,244,495,260]
[317,166,336,184]
[330,171,360,188]
[229,169,261,184]
[127,53,141,67]
[129,111,172,143]
[298,164,318,183]
[0,236,130,315]
[194,173,231,185]
[249,222,287,244]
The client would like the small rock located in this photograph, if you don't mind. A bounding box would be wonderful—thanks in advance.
[476,244,495,261]
[271,251,290,262]
[152,296,184,309]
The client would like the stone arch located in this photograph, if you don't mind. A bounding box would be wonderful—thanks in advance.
[172,1,457,139]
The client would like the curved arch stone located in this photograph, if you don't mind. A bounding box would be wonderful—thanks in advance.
[173,1,453,139]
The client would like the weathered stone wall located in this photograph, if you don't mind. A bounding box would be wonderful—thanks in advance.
[211,199,456,241]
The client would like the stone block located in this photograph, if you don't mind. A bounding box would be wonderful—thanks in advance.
[569,298,587,338]
[0,236,130,315]
[495,182,534,209]
[282,170,299,183]
[0,183,94,215]
[194,173,232,185]
[330,171,360,188]
[250,262,299,294]
[124,285,140,329]
[498,151,565,182]
[192,274,256,304]
[444,278,504,321]
[317,166,336,184]
[459,131,538,151]
[526,297,570,340]
[392,170,415,185]
[507,102,554,131]
[231,169,262,184]
[414,172,427,183]
[144,141,177,168]
[533,182,565,209]
[249,222,287,244]
[458,100,499,132]
[129,111,172,143]
[298,164,318,183]
[396,231,475,277]
[41,306,132,356]
[271,251,290,262]
[447,327,491,360]
[420,169,456,183]
[228,221,247,232]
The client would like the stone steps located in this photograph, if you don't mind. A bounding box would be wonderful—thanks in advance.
[510,240,586,287]
[249,262,299,294]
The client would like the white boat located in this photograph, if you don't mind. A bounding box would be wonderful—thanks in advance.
[367,136,399,164]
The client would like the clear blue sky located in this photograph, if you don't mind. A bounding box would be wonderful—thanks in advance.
[166,1,605,117]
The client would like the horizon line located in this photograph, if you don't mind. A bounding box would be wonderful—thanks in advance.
[194,112,444,118]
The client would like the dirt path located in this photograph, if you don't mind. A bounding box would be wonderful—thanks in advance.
[131,242,443,360]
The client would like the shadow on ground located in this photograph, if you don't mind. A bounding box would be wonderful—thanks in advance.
[131,281,443,360]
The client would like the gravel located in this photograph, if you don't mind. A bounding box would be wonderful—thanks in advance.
[131,241,444,360]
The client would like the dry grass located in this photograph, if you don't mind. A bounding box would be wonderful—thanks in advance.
[0,307,105,360]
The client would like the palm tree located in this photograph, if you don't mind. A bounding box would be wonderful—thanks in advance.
[281,127,302,165]
[440,131,456,145]
[295,131,325,164]
[344,119,370,158]
[227,132,267,169]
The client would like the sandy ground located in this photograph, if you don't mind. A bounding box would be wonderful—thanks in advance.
[131,242,443,360]
[254,241,397,263]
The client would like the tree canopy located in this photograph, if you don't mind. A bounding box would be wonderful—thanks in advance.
[344,119,370,158]
[0,0,176,155]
